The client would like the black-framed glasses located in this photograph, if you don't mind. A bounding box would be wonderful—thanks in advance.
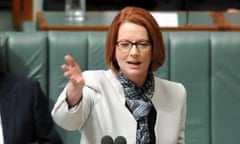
[116,40,152,52]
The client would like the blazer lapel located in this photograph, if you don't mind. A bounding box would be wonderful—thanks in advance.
[152,78,165,109]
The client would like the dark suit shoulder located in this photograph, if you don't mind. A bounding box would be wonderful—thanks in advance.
[0,72,33,85]
[0,72,40,97]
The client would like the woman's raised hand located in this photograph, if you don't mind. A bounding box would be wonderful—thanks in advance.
[61,55,85,106]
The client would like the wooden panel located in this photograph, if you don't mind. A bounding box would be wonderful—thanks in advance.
[23,0,33,20]
[12,0,33,29]
[12,0,21,29]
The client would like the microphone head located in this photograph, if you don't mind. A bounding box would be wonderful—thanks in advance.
[101,135,114,144]
[114,136,127,144]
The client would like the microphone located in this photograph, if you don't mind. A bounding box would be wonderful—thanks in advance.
[101,135,114,144]
[114,136,127,144]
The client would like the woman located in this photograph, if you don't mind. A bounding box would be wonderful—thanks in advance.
[52,6,186,144]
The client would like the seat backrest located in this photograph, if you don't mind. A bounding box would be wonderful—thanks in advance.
[210,32,240,144]
[1,32,48,94]
[169,31,211,144]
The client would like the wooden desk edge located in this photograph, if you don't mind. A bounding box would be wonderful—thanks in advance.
[37,26,220,31]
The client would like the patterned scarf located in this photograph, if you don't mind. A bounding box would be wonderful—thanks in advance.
[118,71,154,144]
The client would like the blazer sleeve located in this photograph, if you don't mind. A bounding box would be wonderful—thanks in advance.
[32,80,63,144]
[51,84,96,131]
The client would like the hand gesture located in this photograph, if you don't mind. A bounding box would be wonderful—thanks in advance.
[61,55,85,106]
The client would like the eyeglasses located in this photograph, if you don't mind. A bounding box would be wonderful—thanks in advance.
[116,40,152,52]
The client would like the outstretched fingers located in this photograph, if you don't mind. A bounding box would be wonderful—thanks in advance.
[61,55,84,86]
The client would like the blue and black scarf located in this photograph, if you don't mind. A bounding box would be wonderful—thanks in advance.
[118,71,154,144]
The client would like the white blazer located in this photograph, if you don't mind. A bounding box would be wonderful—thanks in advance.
[52,70,187,144]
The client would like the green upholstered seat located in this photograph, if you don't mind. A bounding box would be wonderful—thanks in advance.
[169,32,211,144]
[211,32,240,144]
[2,32,48,94]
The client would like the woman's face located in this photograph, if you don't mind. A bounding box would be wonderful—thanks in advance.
[115,22,152,86]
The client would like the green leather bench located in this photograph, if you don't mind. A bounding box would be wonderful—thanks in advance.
[0,32,48,94]
[1,31,240,144]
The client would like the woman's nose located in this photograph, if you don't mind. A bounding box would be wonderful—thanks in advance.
[129,45,139,57]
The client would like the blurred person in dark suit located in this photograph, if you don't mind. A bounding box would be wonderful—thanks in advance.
[0,49,63,144]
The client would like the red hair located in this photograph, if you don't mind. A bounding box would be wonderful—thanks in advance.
[105,6,165,74]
